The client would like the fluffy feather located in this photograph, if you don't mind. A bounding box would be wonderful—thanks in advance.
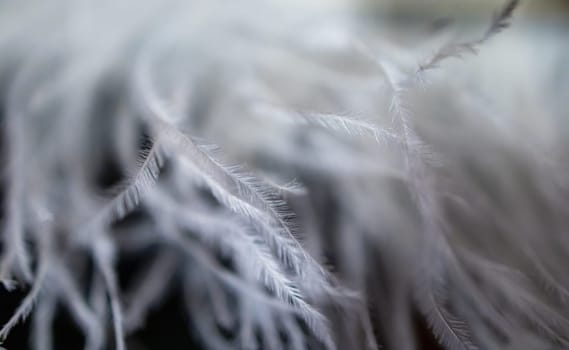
[2,1,569,350]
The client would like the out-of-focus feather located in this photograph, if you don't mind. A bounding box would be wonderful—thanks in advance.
[50,263,103,349]
[415,280,480,350]
[252,102,397,145]
[416,0,520,77]
[123,251,178,333]
[31,291,56,350]
[92,236,125,350]
[0,229,50,342]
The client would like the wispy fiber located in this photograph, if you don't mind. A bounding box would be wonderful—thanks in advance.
[3,0,569,350]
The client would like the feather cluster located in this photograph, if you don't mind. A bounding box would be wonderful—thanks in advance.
[1,0,568,349]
